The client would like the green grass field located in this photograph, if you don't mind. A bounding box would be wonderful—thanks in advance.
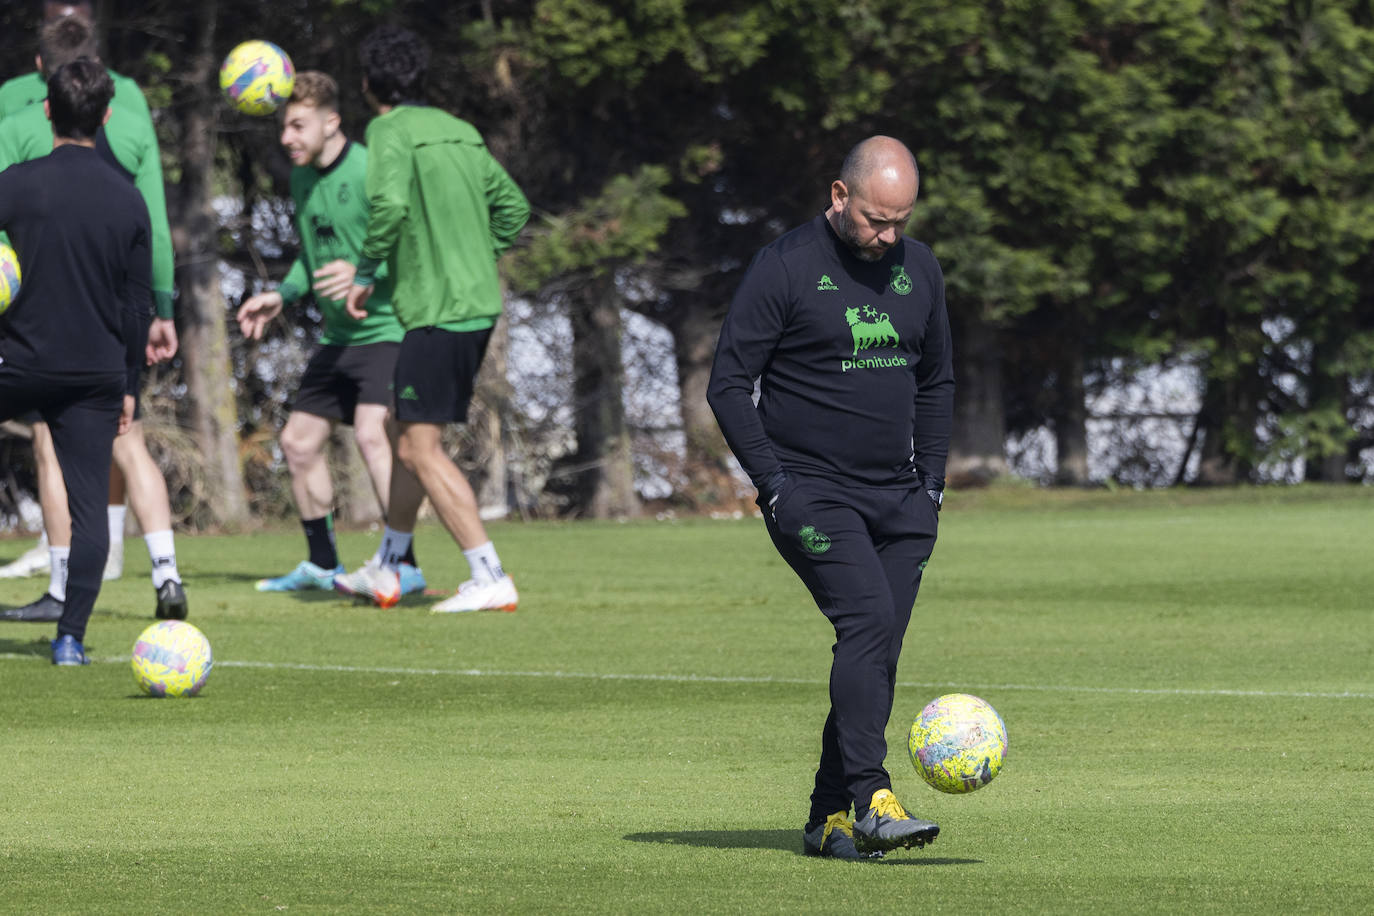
[2,486,1372,913]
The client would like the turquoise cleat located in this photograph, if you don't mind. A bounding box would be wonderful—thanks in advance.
[256,561,345,592]
[398,563,427,596]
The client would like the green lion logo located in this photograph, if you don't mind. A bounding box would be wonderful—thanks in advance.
[798,525,831,554]
[845,305,900,355]
[890,265,912,295]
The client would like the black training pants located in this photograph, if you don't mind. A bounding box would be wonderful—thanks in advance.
[763,474,939,821]
[0,368,122,641]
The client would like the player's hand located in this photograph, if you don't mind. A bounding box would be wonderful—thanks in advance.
[345,282,374,321]
[117,395,136,436]
[145,317,179,365]
[236,291,284,340]
[312,260,357,302]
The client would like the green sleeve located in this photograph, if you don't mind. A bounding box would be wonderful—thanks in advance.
[279,258,310,303]
[485,154,530,257]
[129,115,176,318]
[357,117,410,282]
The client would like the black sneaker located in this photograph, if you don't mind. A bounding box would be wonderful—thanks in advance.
[852,789,939,853]
[803,812,883,860]
[1,592,64,622]
[155,579,188,619]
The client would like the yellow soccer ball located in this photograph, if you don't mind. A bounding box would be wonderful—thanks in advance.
[908,693,1008,794]
[0,243,21,315]
[219,40,295,116]
[132,620,213,698]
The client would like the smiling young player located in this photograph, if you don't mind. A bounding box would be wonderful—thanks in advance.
[237,71,425,596]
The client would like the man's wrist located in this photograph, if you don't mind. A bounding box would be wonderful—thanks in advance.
[759,469,789,507]
[354,256,383,287]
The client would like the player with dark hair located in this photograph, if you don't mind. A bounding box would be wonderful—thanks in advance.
[708,136,954,859]
[0,58,152,664]
[335,26,529,612]
[237,70,426,595]
[0,11,186,621]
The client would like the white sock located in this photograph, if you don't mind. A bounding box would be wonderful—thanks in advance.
[462,541,505,585]
[48,546,69,601]
[375,527,413,573]
[107,505,127,546]
[144,529,179,588]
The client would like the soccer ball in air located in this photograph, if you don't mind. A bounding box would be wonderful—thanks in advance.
[132,620,213,697]
[0,243,20,314]
[219,40,295,116]
[908,693,1007,794]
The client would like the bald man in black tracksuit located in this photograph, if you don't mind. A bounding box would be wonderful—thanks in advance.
[708,136,953,860]
[0,60,150,665]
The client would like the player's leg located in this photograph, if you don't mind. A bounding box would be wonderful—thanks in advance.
[104,463,127,580]
[848,486,942,853]
[258,346,351,592]
[0,417,54,579]
[113,419,186,619]
[873,487,940,735]
[0,382,62,622]
[346,340,424,593]
[2,421,70,618]
[44,382,122,664]
[353,402,426,596]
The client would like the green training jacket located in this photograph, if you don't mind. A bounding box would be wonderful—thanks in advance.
[355,104,529,332]
[0,70,173,318]
[0,69,151,120]
[280,141,403,346]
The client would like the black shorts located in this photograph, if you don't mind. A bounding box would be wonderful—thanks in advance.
[291,341,401,425]
[393,326,493,424]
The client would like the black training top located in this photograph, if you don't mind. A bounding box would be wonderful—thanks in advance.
[707,213,954,489]
[0,144,151,394]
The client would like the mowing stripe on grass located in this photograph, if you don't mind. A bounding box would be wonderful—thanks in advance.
[5,653,1366,700]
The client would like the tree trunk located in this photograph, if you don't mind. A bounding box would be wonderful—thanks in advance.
[1193,367,1256,486]
[947,305,1007,485]
[1303,337,1352,483]
[170,1,250,526]
[568,274,640,518]
[664,294,744,508]
[473,317,511,519]
[1052,345,1090,486]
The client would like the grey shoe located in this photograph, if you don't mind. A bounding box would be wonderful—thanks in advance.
[852,789,939,853]
[1,592,64,622]
[803,812,883,860]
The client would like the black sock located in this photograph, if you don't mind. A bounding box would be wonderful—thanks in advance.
[302,514,338,569]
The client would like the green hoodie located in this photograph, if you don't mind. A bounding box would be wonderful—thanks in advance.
[0,70,174,318]
[356,105,528,332]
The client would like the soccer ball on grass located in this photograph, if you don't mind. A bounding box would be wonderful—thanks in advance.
[132,620,213,697]
[219,40,295,116]
[908,693,1007,794]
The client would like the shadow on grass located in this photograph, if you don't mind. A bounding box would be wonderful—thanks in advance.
[625,829,798,851]
[0,636,50,658]
[624,830,981,866]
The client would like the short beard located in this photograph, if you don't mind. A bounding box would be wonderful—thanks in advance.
[835,208,882,262]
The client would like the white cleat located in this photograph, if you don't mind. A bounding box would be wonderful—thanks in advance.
[334,561,402,609]
[103,539,124,581]
[431,576,518,614]
[0,539,49,578]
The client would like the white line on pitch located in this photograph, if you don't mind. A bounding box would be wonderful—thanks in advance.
[2,653,1369,700]
[142,657,1374,700]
